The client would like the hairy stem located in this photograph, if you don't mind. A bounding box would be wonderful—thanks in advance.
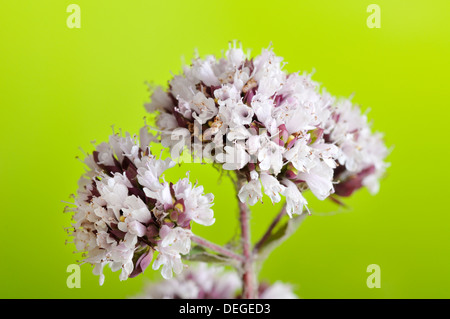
[239,200,256,299]
[191,235,245,262]
[235,173,257,299]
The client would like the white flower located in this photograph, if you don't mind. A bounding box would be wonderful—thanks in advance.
[226,43,246,67]
[154,226,192,279]
[238,173,263,206]
[257,137,285,175]
[214,83,241,102]
[297,161,335,201]
[117,195,151,248]
[223,100,254,128]
[216,143,250,170]
[281,179,308,217]
[172,177,215,226]
[137,157,175,198]
[260,173,285,204]
[97,176,129,219]
[252,47,285,97]
[259,281,298,299]
[152,182,174,214]
[174,98,193,119]
[122,195,152,224]
[157,113,178,131]
[191,55,221,86]
[191,92,218,124]
[226,125,252,141]
[145,86,173,113]
[109,132,141,164]
[95,142,115,166]
[246,134,261,155]
[170,75,195,101]
[251,94,278,134]
[109,243,135,281]
[311,142,340,169]
[283,136,316,173]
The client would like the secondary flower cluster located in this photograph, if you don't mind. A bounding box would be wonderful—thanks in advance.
[67,129,215,285]
[133,263,298,299]
[325,99,389,197]
[146,43,388,216]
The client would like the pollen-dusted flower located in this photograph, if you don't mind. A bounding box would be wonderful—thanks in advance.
[145,42,387,215]
[66,130,215,284]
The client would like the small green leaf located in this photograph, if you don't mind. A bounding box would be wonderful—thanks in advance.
[185,245,231,264]
[255,214,307,266]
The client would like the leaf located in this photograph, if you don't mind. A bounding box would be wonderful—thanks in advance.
[184,245,232,264]
[254,213,307,267]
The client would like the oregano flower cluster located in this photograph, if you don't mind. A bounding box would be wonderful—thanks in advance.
[146,42,388,217]
[66,42,388,298]
[67,129,214,284]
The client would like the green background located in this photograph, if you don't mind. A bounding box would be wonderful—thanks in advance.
[1,0,449,298]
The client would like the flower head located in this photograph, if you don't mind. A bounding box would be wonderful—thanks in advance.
[324,98,390,197]
[146,42,388,216]
[132,263,298,299]
[66,130,215,284]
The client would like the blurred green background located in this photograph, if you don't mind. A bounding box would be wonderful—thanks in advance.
[1,0,449,298]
